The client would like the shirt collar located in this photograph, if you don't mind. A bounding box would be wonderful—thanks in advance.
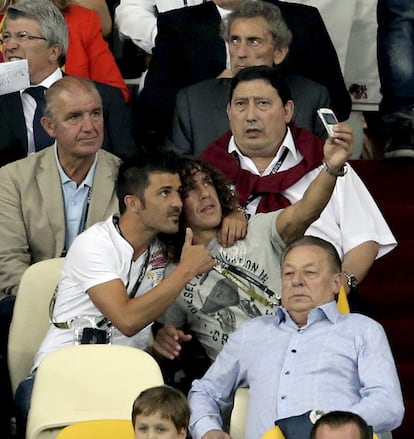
[215,4,233,19]
[20,68,63,95]
[228,126,300,175]
[277,300,340,328]
[54,144,98,188]
[37,67,63,88]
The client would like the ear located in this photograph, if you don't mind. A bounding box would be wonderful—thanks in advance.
[226,102,231,121]
[273,47,289,65]
[40,116,56,138]
[124,194,142,213]
[332,272,343,295]
[283,100,294,124]
[48,44,63,64]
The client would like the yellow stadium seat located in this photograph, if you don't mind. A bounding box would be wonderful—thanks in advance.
[56,419,134,439]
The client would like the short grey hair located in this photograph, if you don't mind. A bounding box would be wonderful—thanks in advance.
[221,0,292,50]
[44,76,102,119]
[280,236,342,274]
[6,0,68,66]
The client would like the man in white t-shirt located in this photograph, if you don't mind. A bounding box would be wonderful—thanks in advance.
[14,152,216,436]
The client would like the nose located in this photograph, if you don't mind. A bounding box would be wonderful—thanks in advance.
[292,271,304,286]
[173,191,183,209]
[234,40,248,59]
[80,114,94,132]
[199,183,211,198]
[246,100,257,122]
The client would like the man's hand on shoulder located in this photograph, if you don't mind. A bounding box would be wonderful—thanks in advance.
[323,122,353,170]
[217,208,248,248]
[153,324,192,360]
[201,430,231,439]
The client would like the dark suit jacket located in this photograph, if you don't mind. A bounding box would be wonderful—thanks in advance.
[167,74,331,157]
[0,78,137,167]
[135,0,351,146]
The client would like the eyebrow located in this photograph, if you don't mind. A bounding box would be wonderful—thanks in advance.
[233,95,271,101]
[283,262,317,269]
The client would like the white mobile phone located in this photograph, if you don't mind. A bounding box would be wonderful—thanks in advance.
[317,108,338,138]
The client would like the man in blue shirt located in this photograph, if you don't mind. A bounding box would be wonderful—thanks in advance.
[188,236,404,439]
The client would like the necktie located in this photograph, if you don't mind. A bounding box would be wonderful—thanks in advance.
[24,86,54,151]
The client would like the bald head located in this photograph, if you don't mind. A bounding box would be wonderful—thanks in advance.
[44,76,102,119]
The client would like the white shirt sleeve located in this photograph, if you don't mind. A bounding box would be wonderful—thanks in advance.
[284,164,397,259]
[115,0,207,54]
[115,0,158,54]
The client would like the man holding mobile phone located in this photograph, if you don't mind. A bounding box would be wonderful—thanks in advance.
[201,65,396,294]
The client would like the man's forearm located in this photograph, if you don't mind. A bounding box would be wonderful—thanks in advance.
[277,167,338,244]
[342,241,379,291]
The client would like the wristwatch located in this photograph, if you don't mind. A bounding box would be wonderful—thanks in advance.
[343,271,358,291]
[323,160,348,177]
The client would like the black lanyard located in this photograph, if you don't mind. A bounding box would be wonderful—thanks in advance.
[232,146,289,174]
[62,186,92,256]
[126,250,151,299]
[113,215,151,299]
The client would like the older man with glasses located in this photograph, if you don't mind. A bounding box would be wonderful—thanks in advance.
[0,0,136,167]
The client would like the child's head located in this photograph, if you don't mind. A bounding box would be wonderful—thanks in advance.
[132,386,190,439]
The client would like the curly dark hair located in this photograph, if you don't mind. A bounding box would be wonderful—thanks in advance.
[163,158,239,261]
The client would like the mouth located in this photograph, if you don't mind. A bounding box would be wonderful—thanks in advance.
[200,203,216,214]
[6,56,23,62]
[78,137,98,143]
[291,293,309,300]
[245,127,262,138]
[167,208,181,222]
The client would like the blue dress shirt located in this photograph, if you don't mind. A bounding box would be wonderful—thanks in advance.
[188,301,404,439]
[55,145,97,250]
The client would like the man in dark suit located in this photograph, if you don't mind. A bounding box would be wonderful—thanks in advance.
[135,0,350,147]
[167,0,331,157]
[0,0,136,168]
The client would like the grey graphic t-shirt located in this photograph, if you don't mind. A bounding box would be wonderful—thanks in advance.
[160,210,285,360]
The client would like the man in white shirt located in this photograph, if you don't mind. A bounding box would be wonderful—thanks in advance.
[14,150,216,437]
[201,65,396,291]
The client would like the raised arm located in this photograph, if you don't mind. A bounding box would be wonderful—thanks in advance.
[276,123,353,244]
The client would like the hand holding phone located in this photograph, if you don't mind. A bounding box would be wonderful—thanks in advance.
[317,108,339,138]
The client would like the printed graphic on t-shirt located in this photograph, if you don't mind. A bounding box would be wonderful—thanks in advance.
[180,241,279,359]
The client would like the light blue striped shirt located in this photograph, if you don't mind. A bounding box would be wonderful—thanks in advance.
[188,301,404,438]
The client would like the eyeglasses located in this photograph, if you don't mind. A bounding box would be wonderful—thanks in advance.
[0,31,47,45]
